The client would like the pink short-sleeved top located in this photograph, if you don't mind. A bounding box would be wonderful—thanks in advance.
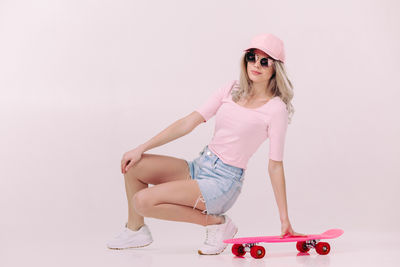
[195,79,289,170]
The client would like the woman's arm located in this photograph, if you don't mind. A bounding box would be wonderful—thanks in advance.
[268,159,305,237]
[122,111,204,173]
[139,111,204,153]
[268,160,289,222]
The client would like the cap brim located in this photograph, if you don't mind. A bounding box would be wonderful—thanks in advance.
[243,46,278,61]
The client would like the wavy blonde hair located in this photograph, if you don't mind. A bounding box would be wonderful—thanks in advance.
[231,52,295,124]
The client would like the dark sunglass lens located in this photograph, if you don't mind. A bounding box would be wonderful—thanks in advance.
[245,52,255,62]
[260,58,269,67]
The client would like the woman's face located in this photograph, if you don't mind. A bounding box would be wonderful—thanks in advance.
[246,48,275,84]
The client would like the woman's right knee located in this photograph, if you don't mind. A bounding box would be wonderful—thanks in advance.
[124,156,147,179]
[124,167,147,186]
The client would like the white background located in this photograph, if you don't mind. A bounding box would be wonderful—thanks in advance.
[1,0,399,266]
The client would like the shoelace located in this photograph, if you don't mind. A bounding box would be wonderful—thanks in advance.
[204,226,222,246]
[114,228,130,239]
[114,227,134,239]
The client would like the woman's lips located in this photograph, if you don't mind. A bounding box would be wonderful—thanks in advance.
[251,70,261,75]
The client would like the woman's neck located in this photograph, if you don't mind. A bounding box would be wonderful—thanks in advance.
[249,82,273,99]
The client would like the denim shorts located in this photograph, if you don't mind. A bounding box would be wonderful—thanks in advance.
[185,145,246,215]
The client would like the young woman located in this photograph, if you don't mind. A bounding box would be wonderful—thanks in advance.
[107,33,304,255]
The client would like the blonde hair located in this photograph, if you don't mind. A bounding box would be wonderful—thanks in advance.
[231,53,295,124]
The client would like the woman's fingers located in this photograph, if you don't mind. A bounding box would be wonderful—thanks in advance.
[121,159,128,174]
[281,231,307,238]
[124,160,133,173]
[291,230,306,236]
[121,147,143,174]
[291,232,307,237]
[125,162,130,173]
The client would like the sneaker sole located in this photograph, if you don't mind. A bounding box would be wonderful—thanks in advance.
[197,227,238,255]
[107,241,153,250]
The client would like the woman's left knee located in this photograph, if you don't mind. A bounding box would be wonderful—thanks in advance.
[132,189,153,216]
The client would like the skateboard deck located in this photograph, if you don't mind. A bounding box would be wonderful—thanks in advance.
[224,228,344,258]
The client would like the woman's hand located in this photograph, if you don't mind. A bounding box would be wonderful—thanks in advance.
[121,146,145,174]
[280,219,306,238]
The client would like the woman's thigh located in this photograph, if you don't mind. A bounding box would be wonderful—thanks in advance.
[126,153,191,185]
[134,179,206,212]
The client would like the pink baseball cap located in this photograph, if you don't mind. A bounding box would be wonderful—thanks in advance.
[244,33,286,63]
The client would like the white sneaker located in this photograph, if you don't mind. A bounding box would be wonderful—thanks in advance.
[198,215,238,255]
[107,223,153,249]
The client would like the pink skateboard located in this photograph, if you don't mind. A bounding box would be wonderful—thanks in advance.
[224,228,344,259]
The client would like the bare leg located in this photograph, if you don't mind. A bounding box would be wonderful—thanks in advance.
[124,172,147,230]
[133,179,224,226]
[123,153,220,230]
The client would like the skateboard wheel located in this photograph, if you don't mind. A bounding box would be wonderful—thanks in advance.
[232,244,246,257]
[250,245,266,259]
[315,242,330,255]
[296,241,310,253]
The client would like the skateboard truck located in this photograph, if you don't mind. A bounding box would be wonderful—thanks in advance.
[303,239,319,249]
[241,243,257,252]
[232,243,266,259]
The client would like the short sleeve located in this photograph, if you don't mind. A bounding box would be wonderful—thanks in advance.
[268,105,289,161]
[195,80,235,122]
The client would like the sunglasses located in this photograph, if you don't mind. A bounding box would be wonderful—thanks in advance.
[245,50,273,68]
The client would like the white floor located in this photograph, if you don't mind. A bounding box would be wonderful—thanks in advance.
[3,230,399,267]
